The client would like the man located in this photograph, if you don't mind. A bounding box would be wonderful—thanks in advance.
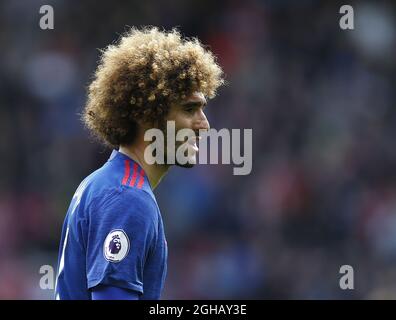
[55,27,223,300]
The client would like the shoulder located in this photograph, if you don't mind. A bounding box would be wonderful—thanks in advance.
[90,185,159,225]
[87,158,153,205]
[87,186,159,251]
[113,186,158,215]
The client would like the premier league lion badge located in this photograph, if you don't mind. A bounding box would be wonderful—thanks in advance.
[103,229,130,262]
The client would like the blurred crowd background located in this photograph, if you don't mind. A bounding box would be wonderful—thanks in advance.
[1,0,396,299]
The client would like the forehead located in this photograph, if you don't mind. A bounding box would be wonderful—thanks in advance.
[184,92,206,105]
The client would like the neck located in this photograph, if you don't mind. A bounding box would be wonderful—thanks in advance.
[119,143,170,190]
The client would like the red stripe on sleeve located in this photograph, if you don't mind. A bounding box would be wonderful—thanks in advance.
[137,169,145,189]
[121,160,131,185]
[129,163,139,187]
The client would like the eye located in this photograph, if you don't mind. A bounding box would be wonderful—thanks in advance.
[184,106,196,114]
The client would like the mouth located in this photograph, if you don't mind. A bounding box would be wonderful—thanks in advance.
[187,136,200,153]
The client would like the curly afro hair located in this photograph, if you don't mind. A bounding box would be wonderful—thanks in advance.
[83,26,224,147]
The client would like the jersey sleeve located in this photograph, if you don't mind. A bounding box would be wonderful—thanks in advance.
[86,187,158,295]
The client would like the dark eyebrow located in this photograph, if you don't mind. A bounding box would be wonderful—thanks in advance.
[181,100,207,108]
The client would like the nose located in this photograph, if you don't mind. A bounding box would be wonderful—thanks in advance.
[194,109,210,132]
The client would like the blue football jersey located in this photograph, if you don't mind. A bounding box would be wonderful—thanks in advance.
[55,150,167,300]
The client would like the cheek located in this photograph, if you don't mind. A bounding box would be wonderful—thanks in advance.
[174,114,193,130]
[165,113,188,128]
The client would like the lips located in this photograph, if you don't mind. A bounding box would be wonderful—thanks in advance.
[187,136,200,153]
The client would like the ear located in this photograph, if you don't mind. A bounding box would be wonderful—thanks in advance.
[134,116,151,129]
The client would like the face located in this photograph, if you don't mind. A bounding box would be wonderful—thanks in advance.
[164,92,210,168]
